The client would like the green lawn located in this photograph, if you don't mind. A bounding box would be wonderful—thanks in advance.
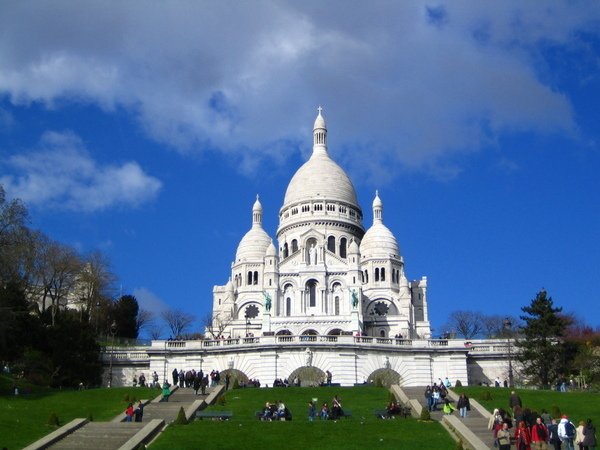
[0,374,158,449]
[150,386,455,450]
[455,386,600,425]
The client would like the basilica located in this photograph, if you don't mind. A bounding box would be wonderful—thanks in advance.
[210,108,431,340]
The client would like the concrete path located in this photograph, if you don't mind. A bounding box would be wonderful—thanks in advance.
[395,386,494,450]
[28,387,214,450]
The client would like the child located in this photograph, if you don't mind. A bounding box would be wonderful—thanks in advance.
[308,401,316,421]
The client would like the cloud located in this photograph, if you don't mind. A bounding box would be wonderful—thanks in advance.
[0,1,597,179]
[133,287,170,315]
[0,130,162,211]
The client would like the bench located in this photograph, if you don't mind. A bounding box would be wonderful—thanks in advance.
[196,410,233,421]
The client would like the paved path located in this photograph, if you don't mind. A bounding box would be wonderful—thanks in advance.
[47,387,211,450]
[398,386,494,450]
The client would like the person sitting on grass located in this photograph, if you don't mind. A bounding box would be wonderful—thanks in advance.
[386,400,401,418]
[331,395,343,419]
[261,402,273,421]
[277,401,287,420]
[320,402,330,420]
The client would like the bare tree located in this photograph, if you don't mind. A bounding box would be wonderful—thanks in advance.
[74,251,116,321]
[148,322,165,340]
[203,311,233,339]
[446,310,485,339]
[136,309,155,335]
[161,309,195,338]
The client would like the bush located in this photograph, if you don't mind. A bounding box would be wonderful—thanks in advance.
[420,408,432,421]
[87,412,94,422]
[455,439,464,450]
[173,407,188,425]
[455,379,463,387]
[47,412,59,426]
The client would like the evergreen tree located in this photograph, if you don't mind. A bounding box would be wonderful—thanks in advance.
[112,295,140,339]
[516,289,570,388]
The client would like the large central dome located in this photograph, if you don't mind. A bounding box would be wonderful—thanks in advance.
[282,108,359,209]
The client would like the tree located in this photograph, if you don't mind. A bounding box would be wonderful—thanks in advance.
[161,309,195,338]
[136,309,154,337]
[203,311,233,339]
[112,295,140,339]
[444,310,485,339]
[74,251,116,322]
[0,184,32,284]
[516,289,571,388]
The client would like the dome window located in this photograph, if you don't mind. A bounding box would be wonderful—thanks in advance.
[327,236,336,253]
[340,237,347,258]
[291,239,298,253]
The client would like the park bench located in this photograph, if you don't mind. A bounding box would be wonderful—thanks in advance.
[196,410,233,421]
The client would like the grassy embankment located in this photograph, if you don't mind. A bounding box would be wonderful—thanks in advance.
[0,374,157,449]
[150,385,455,450]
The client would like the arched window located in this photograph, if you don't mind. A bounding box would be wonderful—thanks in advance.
[340,237,347,258]
[291,239,298,253]
[334,296,340,315]
[283,243,289,258]
[364,270,369,283]
[381,268,385,282]
[375,268,380,282]
[307,280,317,308]
[327,236,336,253]
[247,271,252,285]
[253,271,258,285]
[286,297,291,316]
[380,329,386,338]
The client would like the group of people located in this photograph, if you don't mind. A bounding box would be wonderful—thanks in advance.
[312,395,344,420]
[259,400,292,421]
[490,391,597,450]
[424,382,450,412]
[132,371,160,388]
[124,401,144,422]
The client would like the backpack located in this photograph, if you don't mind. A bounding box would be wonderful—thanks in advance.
[565,421,576,438]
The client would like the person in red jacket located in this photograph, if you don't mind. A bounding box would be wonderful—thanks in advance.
[531,416,549,450]
[515,420,532,450]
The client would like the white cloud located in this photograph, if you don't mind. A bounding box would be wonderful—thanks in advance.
[0,130,162,211]
[133,287,170,315]
[0,1,597,179]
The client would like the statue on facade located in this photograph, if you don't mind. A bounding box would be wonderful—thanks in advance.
[309,244,317,265]
[305,347,313,366]
[263,292,272,312]
[351,289,359,309]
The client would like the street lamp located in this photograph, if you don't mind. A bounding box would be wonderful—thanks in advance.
[108,321,117,387]
[503,318,514,388]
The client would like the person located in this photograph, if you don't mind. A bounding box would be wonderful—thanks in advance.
[432,386,440,411]
[386,400,401,418]
[261,402,273,421]
[559,415,577,450]
[424,386,433,412]
[132,374,137,387]
[320,402,329,420]
[531,416,549,450]
[515,420,532,450]
[162,381,171,402]
[193,373,201,395]
[495,377,501,387]
[152,371,159,388]
[172,368,178,386]
[582,418,597,450]
[277,400,286,420]
[577,421,587,450]
[225,373,231,390]
[138,373,146,387]
[496,422,512,450]
[331,395,343,419]
[444,377,451,388]
[125,403,135,422]
[442,399,456,415]
[308,401,316,421]
[326,370,332,386]
[548,418,562,450]
[510,391,523,412]
[457,393,470,418]
[134,401,144,422]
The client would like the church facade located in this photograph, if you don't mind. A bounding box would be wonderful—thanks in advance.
[210,108,431,340]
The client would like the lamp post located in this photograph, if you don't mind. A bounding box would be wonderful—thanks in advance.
[108,320,117,387]
[503,318,514,388]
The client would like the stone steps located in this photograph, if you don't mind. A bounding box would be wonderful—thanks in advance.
[51,423,146,450]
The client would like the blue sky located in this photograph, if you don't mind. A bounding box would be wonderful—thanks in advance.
[1,1,599,334]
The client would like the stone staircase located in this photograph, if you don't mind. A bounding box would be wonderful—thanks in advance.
[25,387,216,450]
[394,386,494,450]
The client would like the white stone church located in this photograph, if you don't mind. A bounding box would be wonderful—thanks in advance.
[210,108,431,341]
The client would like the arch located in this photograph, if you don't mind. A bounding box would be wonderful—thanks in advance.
[340,237,347,258]
[367,368,401,388]
[300,329,318,335]
[253,271,259,285]
[275,329,292,335]
[328,328,343,336]
[364,270,369,283]
[247,271,253,285]
[375,267,380,282]
[380,268,385,282]
[283,243,289,258]
[291,239,298,253]
[334,296,340,315]
[285,297,291,316]
[287,366,326,387]
[327,235,336,253]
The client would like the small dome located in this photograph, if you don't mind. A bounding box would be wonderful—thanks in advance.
[236,227,271,261]
[348,238,359,254]
[360,222,400,259]
[253,195,262,212]
[266,240,277,257]
[373,190,382,208]
[314,106,326,130]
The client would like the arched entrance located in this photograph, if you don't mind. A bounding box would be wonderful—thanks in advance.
[287,366,326,387]
[367,368,401,388]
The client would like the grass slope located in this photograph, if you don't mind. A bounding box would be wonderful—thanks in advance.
[0,374,157,449]
[150,386,455,450]
[455,386,600,425]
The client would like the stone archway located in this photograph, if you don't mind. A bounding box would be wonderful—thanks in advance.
[367,368,401,388]
[219,369,250,389]
[287,366,326,387]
